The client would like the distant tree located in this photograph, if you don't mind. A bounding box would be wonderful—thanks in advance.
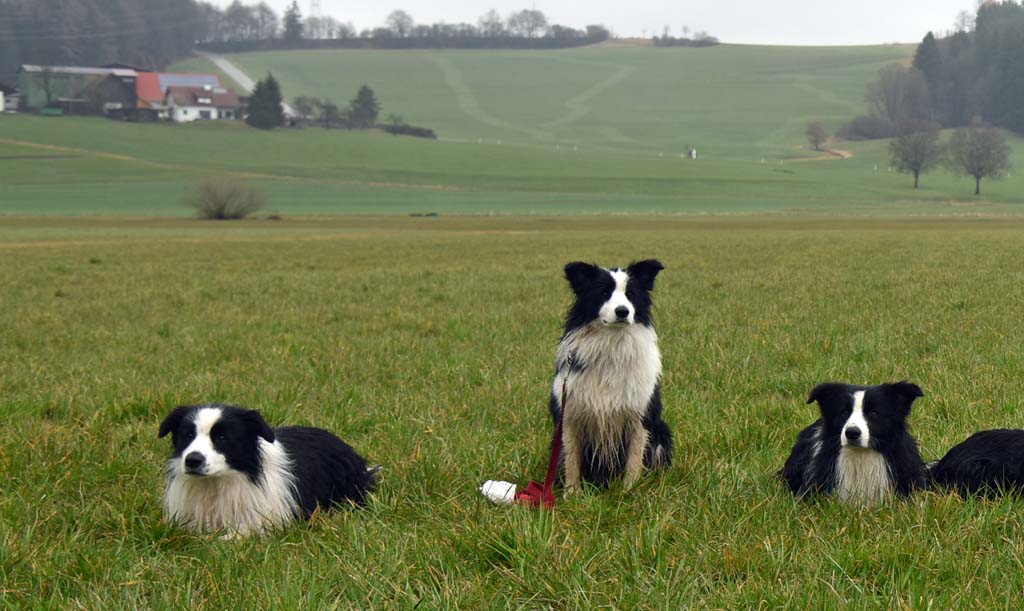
[954,9,974,32]
[478,9,505,37]
[865,64,931,125]
[948,121,1011,195]
[912,32,942,85]
[682,25,690,38]
[319,100,340,128]
[224,1,259,40]
[246,74,285,129]
[292,95,321,120]
[805,120,827,151]
[889,120,944,188]
[585,25,610,41]
[283,1,303,42]
[507,9,547,38]
[348,85,380,128]
[386,10,414,37]
[254,3,279,39]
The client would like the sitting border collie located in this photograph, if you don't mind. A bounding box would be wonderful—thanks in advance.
[159,404,377,536]
[930,429,1024,496]
[551,260,673,495]
[779,382,927,506]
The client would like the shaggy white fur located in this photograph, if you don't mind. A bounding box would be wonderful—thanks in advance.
[835,447,894,506]
[164,438,298,536]
[554,321,661,464]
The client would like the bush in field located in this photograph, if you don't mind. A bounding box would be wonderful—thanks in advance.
[184,178,266,220]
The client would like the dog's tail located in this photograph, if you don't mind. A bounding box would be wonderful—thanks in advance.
[644,419,674,469]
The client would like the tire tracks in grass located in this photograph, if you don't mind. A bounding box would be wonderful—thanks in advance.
[430,55,553,142]
[542,64,634,129]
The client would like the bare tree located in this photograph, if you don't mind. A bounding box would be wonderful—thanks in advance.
[478,9,505,37]
[865,65,931,124]
[386,10,414,37]
[804,121,827,151]
[254,2,278,39]
[507,9,547,38]
[948,122,1011,195]
[889,121,944,188]
[954,9,974,32]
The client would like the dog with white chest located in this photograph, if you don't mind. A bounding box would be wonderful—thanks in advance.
[551,260,674,496]
[779,381,928,506]
[159,404,377,536]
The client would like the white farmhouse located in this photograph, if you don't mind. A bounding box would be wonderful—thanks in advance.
[165,85,241,122]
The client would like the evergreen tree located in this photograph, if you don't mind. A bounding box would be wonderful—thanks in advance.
[348,85,380,128]
[245,74,285,129]
[283,1,303,42]
[912,32,942,85]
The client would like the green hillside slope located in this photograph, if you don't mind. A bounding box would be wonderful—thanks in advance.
[176,44,912,159]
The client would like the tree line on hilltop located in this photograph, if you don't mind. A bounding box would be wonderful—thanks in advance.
[196,3,612,53]
[0,1,611,82]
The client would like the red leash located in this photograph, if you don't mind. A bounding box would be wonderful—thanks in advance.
[515,380,566,509]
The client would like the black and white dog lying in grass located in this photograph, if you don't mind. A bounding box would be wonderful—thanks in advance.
[551,260,673,496]
[929,429,1024,496]
[780,382,927,506]
[159,404,377,536]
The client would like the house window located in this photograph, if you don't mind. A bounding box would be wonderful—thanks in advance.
[197,96,212,104]
[199,110,211,120]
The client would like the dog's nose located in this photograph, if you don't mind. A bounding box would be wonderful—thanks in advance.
[184,452,205,471]
[614,306,630,319]
[845,427,862,442]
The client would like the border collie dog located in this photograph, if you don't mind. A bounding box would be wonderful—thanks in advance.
[159,404,376,536]
[551,260,673,495]
[780,382,927,506]
[930,429,1024,496]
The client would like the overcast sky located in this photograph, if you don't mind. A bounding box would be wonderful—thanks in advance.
[213,0,975,45]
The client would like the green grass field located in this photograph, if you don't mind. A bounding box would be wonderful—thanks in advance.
[2,112,1023,217]
[4,42,1024,607]
[5,215,1024,608]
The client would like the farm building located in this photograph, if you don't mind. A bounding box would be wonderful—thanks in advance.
[165,85,241,122]
[0,83,17,112]
[136,72,226,120]
[15,64,237,121]
[16,65,137,113]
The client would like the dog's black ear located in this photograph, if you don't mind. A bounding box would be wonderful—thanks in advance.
[881,381,924,415]
[806,383,848,406]
[564,261,601,293]
[627,259,664,291]
[159,406,193,438]
[241,409,275,443]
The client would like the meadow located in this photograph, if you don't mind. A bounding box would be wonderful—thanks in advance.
[2,113,1024,217]
[4,41,1024,608]
[5,215,1024,608]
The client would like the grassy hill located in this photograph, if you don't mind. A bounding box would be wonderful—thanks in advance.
[1,44,1021,216]
[175,44,913,160]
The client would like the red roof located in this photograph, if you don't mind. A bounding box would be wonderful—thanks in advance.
[136,72,163,106]
[166,86,240,108]
[136,72,224,107]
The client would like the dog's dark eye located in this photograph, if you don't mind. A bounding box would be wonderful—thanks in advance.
[626,289,636,299]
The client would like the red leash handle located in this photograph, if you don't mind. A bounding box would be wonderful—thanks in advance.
[515,380,567,509]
